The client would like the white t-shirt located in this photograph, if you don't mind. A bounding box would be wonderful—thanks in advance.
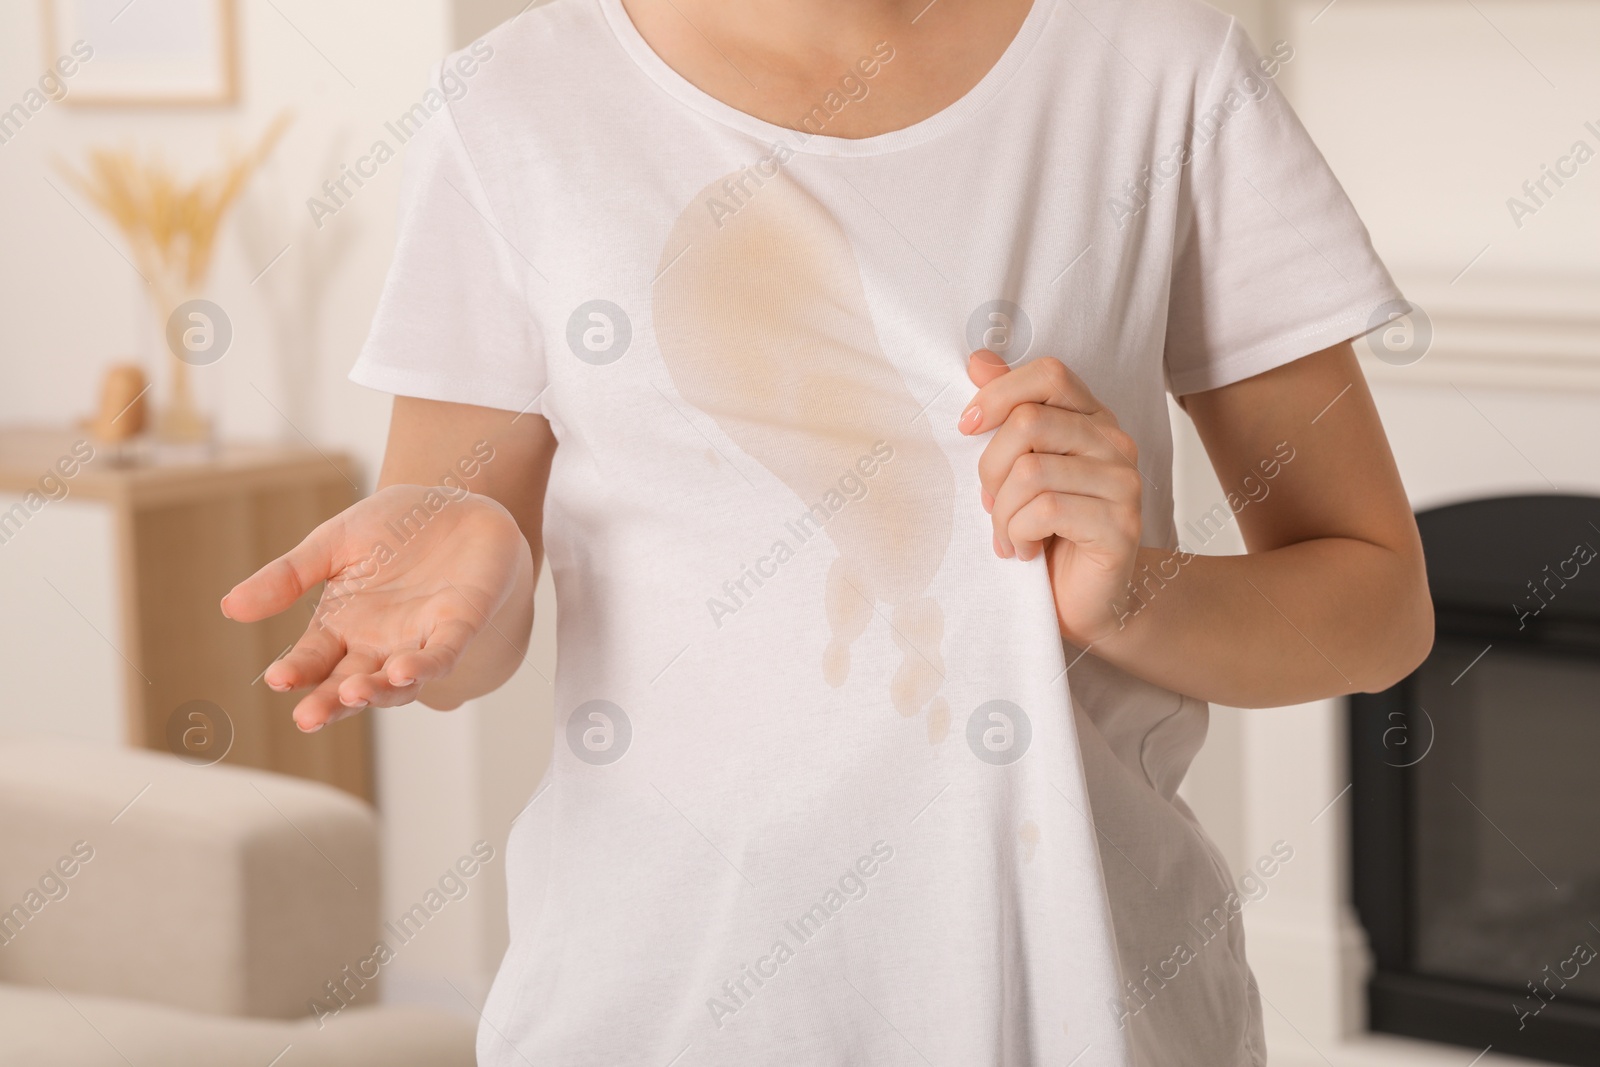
[350,0,1402,1063]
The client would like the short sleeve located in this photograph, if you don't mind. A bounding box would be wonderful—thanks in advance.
[349,66,546,415]
[1163,21,1405,397]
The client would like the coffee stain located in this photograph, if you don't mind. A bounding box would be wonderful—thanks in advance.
[926,697,951,745]
[653,170,955,738]
[1019,820,1040,864]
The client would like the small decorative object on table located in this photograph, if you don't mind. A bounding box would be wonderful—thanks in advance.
[57,114,289,447]
[85,363,150,463]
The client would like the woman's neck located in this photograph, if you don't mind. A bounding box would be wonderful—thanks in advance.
[619,0,1035,139]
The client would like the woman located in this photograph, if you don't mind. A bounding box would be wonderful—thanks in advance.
[223,0,1432,1062]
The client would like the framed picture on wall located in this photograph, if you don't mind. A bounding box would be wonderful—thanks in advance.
[43,0,238,106]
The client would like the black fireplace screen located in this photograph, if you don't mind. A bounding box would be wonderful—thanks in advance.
[1351,495,1600,1065]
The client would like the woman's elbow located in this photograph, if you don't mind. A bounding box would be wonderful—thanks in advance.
[1361,554,1435,693]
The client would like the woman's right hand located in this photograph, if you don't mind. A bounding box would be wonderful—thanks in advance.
[220,483,534,732]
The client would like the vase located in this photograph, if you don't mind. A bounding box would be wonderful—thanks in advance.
[149,286,216,448]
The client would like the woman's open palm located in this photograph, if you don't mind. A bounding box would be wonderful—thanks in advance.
[221,484,531,731]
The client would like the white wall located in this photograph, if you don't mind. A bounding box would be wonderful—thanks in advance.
[454,0,539,50]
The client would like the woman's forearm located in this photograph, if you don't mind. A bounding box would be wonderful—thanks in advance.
[1073,539,1433,709]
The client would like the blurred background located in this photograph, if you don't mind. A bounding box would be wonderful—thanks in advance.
[0,1,1596,1065]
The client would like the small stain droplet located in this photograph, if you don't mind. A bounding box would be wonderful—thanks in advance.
[1019,820,1040,863]
[926,697,951,745]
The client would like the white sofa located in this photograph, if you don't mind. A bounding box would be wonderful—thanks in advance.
[0,741,476,1066]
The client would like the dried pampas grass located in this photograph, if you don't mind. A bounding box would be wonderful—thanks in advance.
[58,112,291,303]
[57,113,291,443]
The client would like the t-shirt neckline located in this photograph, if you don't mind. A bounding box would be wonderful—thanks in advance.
[596,0,1054,158]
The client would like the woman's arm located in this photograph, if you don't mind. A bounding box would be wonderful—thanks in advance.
[375,396,557,710]
[965,342,1433,709]
[222,397,557,729]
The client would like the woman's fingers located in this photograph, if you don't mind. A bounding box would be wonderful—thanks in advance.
[976,404,1137,506]
[1007,493,1137,562]
[959,352,1110,435]
[383,617,478,689]
[293,649,383,732]
[277,619,477,721]
[958,352,1142,559]
[263,625,345,692]
[990,454,1142,558]
[337,669,423,710]
[222,515,346,623]
[965,347,1011,389]
[335,616,480,711]
[263,584,489,727]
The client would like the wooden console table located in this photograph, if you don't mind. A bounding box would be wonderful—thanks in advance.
[0,428,371,801]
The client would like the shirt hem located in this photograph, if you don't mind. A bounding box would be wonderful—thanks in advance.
[348,359,546,416]
[1166,287,1405,396]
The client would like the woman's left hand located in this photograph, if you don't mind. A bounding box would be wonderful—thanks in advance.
[958,349,1145,645]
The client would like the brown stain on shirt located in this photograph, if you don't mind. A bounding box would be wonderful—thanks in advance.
[654,169,955,733]
[1019,820,1041,864]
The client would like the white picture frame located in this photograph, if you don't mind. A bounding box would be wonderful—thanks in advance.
[44,0,238,106]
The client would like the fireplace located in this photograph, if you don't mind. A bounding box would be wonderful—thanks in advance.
[1350,495,1600,1065]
